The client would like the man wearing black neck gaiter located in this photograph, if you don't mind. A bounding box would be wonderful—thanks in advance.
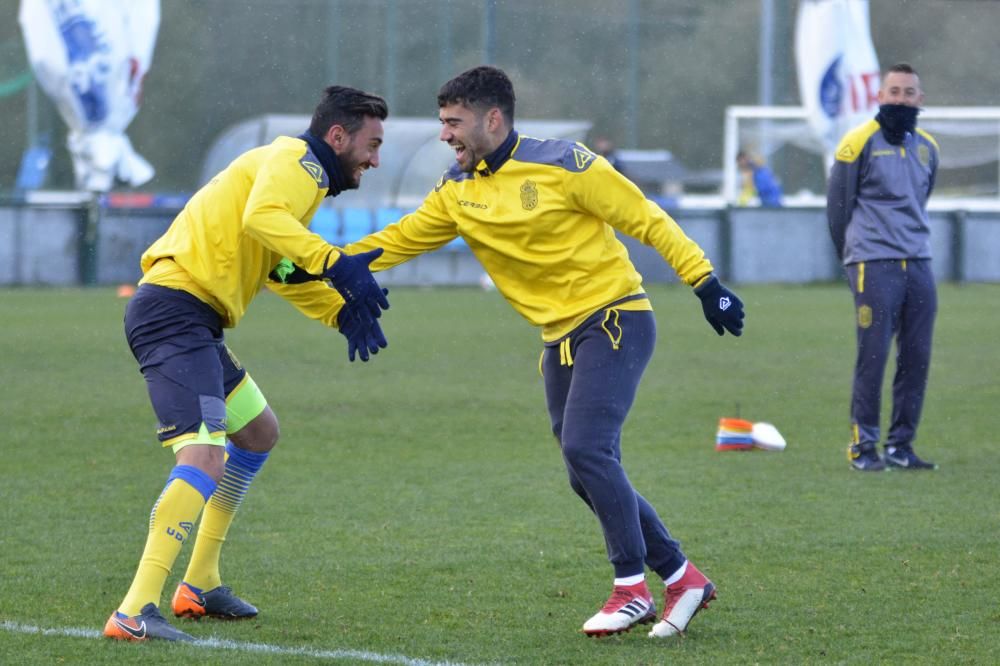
[103,85,392,643]
[827,63,940,473]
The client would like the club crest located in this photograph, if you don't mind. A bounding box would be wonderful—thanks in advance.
[918,144,930,166]
[858,305,872,329]
[520,179,538,210]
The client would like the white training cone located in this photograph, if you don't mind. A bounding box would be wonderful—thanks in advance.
[752,422,786,451]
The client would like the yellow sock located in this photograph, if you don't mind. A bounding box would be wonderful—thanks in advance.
[182,502,230,591]
[183,442,269,591]
[118,466,216,616]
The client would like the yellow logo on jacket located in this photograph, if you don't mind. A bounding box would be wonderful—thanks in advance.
[918,144,930,166]
[837,144,856,161]
[301,160,323,183]
[520,179,538,210]
[858,305,872,329]
[573,148,595,170]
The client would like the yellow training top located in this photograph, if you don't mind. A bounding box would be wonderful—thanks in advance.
[347,132,712,341]
[140,135,345,328]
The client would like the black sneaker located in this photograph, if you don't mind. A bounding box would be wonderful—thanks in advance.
[173,581,259,619]
[885,446,938,470]
[848,444,886,471]
[104,603,195,642]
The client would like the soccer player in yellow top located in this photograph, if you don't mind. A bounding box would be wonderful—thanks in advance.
[348,66,745,639]
[103,86,390,642]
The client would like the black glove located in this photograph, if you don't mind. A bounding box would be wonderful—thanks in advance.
[323,248,390,321]
[336,296,388,362]
[694,275,744,337]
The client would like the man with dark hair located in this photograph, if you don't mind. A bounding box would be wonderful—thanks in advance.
[103,85,390,642]
[828,63,940,472]
[347,65,744,639]
[309,85,392,143]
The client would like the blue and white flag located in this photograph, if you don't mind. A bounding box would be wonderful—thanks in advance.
[19,0,160,192]
[795,0,880,155]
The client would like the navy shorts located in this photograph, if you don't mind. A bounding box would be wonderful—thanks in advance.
[124,284,247,446]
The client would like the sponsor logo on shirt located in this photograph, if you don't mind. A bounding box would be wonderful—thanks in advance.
[458,199,488,209]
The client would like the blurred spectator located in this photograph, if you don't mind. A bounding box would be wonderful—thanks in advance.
[650,180,682,211]
[592,136,624,174]
[736,149,783,207]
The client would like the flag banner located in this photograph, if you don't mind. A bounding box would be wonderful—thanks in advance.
[795,0,880,154]
[19,0,160,192]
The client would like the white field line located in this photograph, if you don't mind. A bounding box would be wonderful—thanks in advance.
[1,620,487,666]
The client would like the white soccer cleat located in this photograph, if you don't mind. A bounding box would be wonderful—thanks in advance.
[582,582,656,637]
[648,562,717,639]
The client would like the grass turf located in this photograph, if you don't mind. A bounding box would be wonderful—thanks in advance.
[1,283,998,665]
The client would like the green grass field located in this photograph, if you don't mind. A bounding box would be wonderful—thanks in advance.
[2,283,998,665]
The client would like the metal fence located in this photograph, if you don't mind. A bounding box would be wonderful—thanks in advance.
[3,196,998,287]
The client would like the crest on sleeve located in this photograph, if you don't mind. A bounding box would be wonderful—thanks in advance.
[300,159,324,183]
[918,144,930,166]
[837,144,855,161]
[573,147,595,170]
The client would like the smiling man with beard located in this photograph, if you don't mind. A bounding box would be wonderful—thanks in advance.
[345,65,744,641]
[104,86,391,642]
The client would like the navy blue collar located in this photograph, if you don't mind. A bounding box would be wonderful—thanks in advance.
[477,130,518,175]
[298,130,349,197]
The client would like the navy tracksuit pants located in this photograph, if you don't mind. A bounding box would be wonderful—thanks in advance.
[846,259,936,449]
[542,305,686,579]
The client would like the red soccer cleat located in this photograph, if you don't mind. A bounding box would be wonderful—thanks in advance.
[648,562,716,638]
[582,581,656,637]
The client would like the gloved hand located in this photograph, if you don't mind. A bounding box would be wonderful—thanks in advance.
[336,295,388,362]
[323,248,390,320]
[694,275,744,336]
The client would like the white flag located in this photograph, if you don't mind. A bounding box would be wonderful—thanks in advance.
[19,0,160,192]
[795,0,880,154]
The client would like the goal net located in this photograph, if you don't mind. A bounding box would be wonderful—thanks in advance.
[724,106,1000,206]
